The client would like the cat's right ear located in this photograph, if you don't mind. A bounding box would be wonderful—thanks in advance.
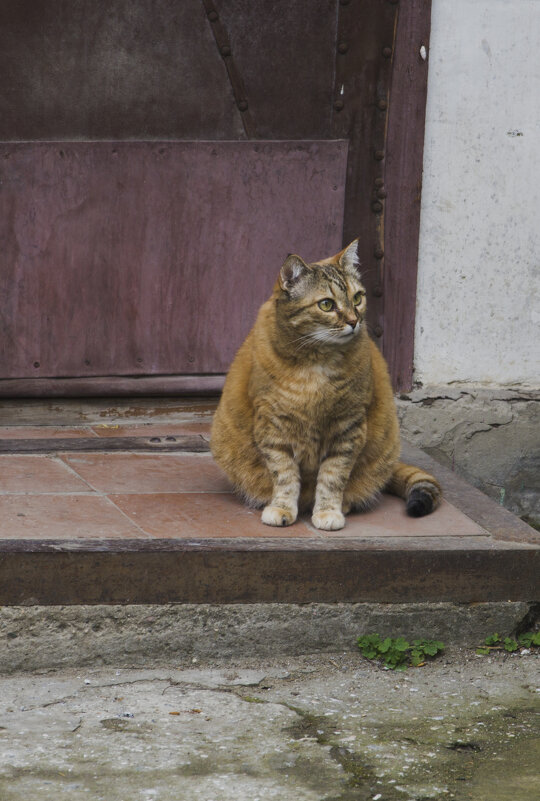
[279,255,309,292]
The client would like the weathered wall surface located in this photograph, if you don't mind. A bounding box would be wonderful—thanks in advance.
[397,387,539,527]
[406,1,539,525]
[414,0,539,386]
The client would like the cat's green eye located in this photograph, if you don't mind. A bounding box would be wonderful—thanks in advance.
[353,291,365,306]
[318,299,335,312]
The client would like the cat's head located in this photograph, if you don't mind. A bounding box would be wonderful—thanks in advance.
[275,240,367,349]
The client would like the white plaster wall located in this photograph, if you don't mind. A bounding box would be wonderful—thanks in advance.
[415,0,540,387]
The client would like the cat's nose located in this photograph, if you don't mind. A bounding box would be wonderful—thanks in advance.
[345,318,357,330]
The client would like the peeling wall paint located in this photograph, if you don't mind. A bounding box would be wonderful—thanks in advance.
[415,0,540,387]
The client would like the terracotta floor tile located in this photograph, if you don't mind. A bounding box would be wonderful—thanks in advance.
[0,495,145,539]
[0,426,95,439]
[0,455,93,493]
[61,452,230,494]
[91,422,212,438]
[110,492,313,538]
[322,496,488,538]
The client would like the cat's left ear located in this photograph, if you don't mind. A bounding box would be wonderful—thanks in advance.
[279,254,309,292]
[338,239,361,275]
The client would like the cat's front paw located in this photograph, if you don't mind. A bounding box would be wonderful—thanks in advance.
[311,509,345,531]
[262,505,297,527]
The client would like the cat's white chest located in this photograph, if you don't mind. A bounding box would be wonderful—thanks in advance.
[294,363,337,384]
[310,364,335,378]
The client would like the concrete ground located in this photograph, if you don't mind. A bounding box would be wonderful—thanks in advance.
[1,648,538,801]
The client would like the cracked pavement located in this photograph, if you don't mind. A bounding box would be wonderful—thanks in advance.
[0,649,539,800]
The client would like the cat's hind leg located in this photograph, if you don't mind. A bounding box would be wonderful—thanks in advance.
[212,440,275,511]
[342,473,389,517]
[386,461,442,516]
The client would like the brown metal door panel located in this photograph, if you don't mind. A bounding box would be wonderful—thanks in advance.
[0,141,348,381]
[212,0,339,138]
[0,0,245,140]
[0,0,431,394]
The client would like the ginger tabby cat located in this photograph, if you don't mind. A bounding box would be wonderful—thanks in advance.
[211,240,441,530]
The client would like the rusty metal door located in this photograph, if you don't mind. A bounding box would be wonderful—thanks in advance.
[0,0,431,395]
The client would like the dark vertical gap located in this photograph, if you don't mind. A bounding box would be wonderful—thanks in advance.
[331,0,399,362]
[384,0,433,391]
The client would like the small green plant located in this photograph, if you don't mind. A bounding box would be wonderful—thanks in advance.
[476,631,540,656]
[356,634,444,670]
[518,631,540,647]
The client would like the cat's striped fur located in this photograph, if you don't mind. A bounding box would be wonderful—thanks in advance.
[211,240,441,530]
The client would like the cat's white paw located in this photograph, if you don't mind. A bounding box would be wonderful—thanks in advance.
[262,505,297,527]
[311,509,345,530]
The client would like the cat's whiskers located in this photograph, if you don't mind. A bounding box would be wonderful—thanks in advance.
[309,328,347,346]
[288,331,318,345]
[289,331,323,351]
[291,326,354,350]
[295,335,326,351]
[290,329,333,350]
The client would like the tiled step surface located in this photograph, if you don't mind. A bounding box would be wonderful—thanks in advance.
[0,405,538,605]
[0,449,486,541]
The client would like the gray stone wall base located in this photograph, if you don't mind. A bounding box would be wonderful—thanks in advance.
[396,385,539,527]
[1,601,532,673]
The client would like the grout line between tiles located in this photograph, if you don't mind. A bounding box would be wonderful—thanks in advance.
[98,496,155,539]
[54,455,101,492]
[108,490,233,495]
[0,490,234,496]
[57,455,151,538]
[0,491,97,497]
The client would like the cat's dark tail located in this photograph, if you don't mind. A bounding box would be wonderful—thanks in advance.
[386,462,442,517]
